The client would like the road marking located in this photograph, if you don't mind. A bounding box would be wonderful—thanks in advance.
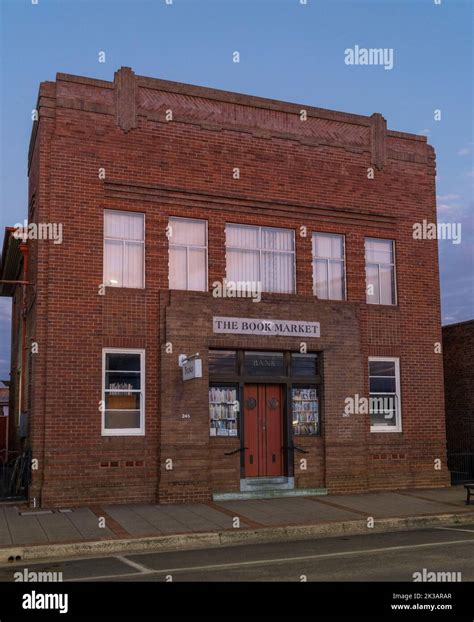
[65,537,474,581]
[435,527,474,533]
[115,555,154,574]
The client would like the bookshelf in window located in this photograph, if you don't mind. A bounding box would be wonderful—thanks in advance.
[292,387,319,436]
[209,386,239,437]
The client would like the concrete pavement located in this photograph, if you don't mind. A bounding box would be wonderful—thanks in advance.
[0,486,472,562]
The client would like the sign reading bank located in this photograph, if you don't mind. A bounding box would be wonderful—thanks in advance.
[213,317,320,338]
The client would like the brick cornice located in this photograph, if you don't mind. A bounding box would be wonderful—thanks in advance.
[103,179,397,229]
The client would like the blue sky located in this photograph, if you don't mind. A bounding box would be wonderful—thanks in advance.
[0,0,473,379]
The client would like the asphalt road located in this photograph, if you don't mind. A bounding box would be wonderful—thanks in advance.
[1,524,473,583]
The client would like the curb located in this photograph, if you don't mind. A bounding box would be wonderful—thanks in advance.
[0,511,473,564]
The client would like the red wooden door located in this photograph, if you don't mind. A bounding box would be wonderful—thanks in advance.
[244,385,283,477]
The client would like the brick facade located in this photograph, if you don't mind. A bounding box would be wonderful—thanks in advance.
[2,67,449,507]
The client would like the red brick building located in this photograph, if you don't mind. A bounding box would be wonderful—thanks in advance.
[0,67,449,507]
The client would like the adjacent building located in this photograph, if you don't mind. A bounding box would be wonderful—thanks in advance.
[0,68,449,507]
[443,320,474,483]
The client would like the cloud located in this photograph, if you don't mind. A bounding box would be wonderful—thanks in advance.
[437,194,461,201]
[458,148,471,156]
[419,129,431,136]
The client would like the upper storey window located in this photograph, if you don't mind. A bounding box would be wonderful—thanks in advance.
[365,238,396,305]
[312,233,346,300]
[168,217,208,291]
[225,224,295,294]
[104,210,145,288]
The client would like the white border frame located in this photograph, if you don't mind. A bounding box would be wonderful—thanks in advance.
[365,237,397,306]
[311,231,347,300]
[225,223,297,294]
[368,356,402,433]
[168,216,208,291]
[102,348,145,436]
[103,209,146,289]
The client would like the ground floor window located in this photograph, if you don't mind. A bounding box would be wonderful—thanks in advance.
[209,385,239,437]
[102,349,145,436]
[369,356,401,432]
[291,387,319,436]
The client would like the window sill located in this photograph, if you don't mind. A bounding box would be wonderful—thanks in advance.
[102,430,145,437]
[370,427,402,434]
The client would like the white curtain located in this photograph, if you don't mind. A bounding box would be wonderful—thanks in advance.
[104,210,144,287]
[226,224,295,293]
[365,239,394,304]
[168,218,207,291]
[312,233,344,300]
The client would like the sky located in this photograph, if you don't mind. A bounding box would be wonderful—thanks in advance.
[0,0,473,380]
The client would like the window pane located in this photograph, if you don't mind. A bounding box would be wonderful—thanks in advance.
[169,246,187,289]
[292,354,318,376]
[366,264,379,304]
[292,387,319,436]
[106,353,140,371]
[188,248,207,291]
[105,372,141,391]
[379,265,395,305]
[313,233,343,259]
[369,361,395,377]
[328,260,344,300]
[209,350,237,376]
[244,352,284,376]
[369,376,396,393]
[104,240,123,286]
[124,241,144,288]
[226,249,260,283]
[105,393,140,409]
[209,386,239,437]
[226,224,259,249]
[313,259,328,299]
[261,228,294,251]
[365,238,393,264]
[370,394,397,427]
[170,218,206,246]
[262,251,294,293]
[105,211,144,241]
[104,410,141,429]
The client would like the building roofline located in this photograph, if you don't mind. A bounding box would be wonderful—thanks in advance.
[53,69,427,143]
[442,319,474,330]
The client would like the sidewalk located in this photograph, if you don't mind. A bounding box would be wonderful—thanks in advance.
[1,486,472,562]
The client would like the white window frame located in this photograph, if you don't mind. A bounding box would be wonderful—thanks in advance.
[225,223,296,294]
[168,217,208,291]
[103,209,145,289]
[369,356,402,433]
[365,237,397,305]
[102,348,145,436]
[311,232,346,300]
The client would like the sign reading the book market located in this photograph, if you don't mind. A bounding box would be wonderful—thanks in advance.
[213,317,320,338]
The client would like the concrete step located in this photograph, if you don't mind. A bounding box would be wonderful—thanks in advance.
[213,488,328,501]
[245,477,288,486]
